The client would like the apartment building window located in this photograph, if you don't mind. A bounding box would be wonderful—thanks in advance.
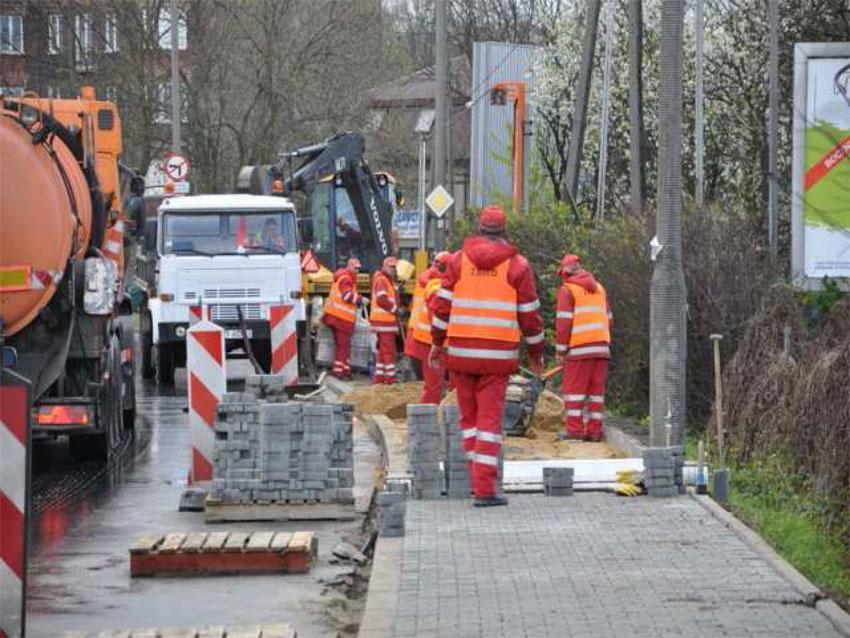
[1,15,24,54]
[48,14,63,55]
[158,8,187,50]
[105,12,118,53]
[74,13,93,70]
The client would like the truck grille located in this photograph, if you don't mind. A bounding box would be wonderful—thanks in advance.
[210,304,263,321]
[203,288,262,300]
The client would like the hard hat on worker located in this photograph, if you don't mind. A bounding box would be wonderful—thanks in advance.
[559,254,581,276]
[346,257,362,272]
[478,205,506,235]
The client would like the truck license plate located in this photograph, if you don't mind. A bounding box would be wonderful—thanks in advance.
[225,329,252,339]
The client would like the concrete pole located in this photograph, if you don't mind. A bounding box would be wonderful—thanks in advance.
[418,135,427,251]
[694,0,704,208]
[434,0,448,249]
[170,0,182,153]
[596,0,615,226]
[649,0,687,447]
[768,0,779,257]
[627,0,645,216]
[564,0,601,202]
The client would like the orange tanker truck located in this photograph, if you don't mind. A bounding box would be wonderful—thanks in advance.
[0,86,137,460]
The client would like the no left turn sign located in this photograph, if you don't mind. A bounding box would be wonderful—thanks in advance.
[164,153,190,181]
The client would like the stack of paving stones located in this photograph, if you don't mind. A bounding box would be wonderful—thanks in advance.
[375,489,406,537]
[406,404,444,499]
[543,467,574,496]
[442,404,472,499]
[642,446,685,497]
[211,376,354,505]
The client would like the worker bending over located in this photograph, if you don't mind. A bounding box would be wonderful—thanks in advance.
[430,206,545,507]
[370,256,401,384]
[405,251,451,403]
[322,258,363,379]
[555,254,612,442]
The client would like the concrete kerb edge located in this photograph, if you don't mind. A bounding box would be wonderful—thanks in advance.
[690,493,850,637]
[603,423,648,458]
[358,536,403,637]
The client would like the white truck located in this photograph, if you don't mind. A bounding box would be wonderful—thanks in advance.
[139,194,304,383]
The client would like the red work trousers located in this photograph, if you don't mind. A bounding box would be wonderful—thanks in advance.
[421,356,445,404]
[331,327,353,379]
[374,332,397,384]
[562,358,608,441]
[452,371,509,498]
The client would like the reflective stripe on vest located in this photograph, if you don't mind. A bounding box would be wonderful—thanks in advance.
[565,282,610,347]
[370,272,397,323]
[409,276,441,345]
[447,253,520,343]
[325,275,357,324]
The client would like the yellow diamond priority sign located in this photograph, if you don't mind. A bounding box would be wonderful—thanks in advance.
[425,185,454,219]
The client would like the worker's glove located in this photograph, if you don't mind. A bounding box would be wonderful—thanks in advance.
[428,345,445,370]
[615,469,641,485]
[526,354,544,375]
[614,483,643,497]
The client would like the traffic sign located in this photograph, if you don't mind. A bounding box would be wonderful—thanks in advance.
[164,153,190,181]
[426,185,454,219]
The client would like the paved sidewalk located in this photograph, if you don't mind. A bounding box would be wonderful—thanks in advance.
[382,494,843,638]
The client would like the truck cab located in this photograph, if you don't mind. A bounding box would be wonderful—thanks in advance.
[144,194,303,383]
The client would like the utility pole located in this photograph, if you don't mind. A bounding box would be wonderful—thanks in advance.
[694,0,704,208]
[768,0,779,257]
[564,0,601,202]
[650,0,687,447]
[627,0,645,216]
[434,0,448,249]
[170,0,182,154]
[596,0,615,226]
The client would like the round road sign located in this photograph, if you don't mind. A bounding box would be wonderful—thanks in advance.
[164,153,191,181]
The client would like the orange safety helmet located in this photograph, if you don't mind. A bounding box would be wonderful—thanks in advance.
[478,205,507,234]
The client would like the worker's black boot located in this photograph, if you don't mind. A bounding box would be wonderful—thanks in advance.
[473,495,509,507]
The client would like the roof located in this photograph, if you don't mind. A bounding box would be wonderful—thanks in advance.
[159,194,296,212]
[368,55,470,108]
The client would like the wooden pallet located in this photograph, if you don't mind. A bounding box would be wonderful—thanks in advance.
[64,623,296,637]
[129,531,316,577]
[204,498,356,523]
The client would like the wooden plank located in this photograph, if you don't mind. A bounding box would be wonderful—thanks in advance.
[204,501,355,524]
[287,531,313,554]
[156,628,197,638]
[245,531,274,552]
[222,627,261,638]
[270,532,292,552]
[259,625,296,638]
[195,626,226,638]
[223,531,250,552]
[202,532,229,552]
[180,532,208,553]
[159,533,187,554]
[129,534,165,555]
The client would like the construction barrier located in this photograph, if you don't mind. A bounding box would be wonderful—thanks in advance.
[186,319,226,484]
[269,304,298,385]
[189,304,210,326]
[1,370,31,638]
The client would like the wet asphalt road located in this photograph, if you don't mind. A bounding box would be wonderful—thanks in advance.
[26,363,379,637]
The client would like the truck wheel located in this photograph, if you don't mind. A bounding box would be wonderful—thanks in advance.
[141,311,155,379]
[70,433,108,461]
[157,343,176,385]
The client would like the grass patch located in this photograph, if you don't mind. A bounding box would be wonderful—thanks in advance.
[725,457,850,609]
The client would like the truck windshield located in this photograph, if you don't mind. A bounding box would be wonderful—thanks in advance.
[161,211,296,255]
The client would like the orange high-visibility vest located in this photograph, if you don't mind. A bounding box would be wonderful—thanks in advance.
[408,276,441,345]
[324,275,357,324]
[447,253,520,343]
[565,282,610,347]
[370,272,397,323]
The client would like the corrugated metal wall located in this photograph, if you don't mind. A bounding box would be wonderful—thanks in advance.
[469,42,542,209]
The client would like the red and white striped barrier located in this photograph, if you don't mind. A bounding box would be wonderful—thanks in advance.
[269,304,298,385]
[186,319,226,484]
[1,376,31,638]
[189,304,210,326]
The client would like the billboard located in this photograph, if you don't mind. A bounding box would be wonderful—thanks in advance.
[791,43,850,290]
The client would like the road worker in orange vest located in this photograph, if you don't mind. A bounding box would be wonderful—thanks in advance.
[321,258,363,379]
[370,256,401,384]
[430,206,545,507]
[404,251,451,403]
[555,254,612,442]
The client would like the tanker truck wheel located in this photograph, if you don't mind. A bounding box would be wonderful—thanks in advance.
[140,310,155,380]
[156,343,176,385]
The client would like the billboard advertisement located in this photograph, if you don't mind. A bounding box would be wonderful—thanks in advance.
[792,43,850,290]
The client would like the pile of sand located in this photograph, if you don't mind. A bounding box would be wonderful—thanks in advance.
[441,386,564,435]
[342,382,424,419]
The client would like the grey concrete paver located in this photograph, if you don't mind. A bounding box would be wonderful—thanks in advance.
[390,493,844,637]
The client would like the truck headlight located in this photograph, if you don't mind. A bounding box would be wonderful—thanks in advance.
[83,257,116,315]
